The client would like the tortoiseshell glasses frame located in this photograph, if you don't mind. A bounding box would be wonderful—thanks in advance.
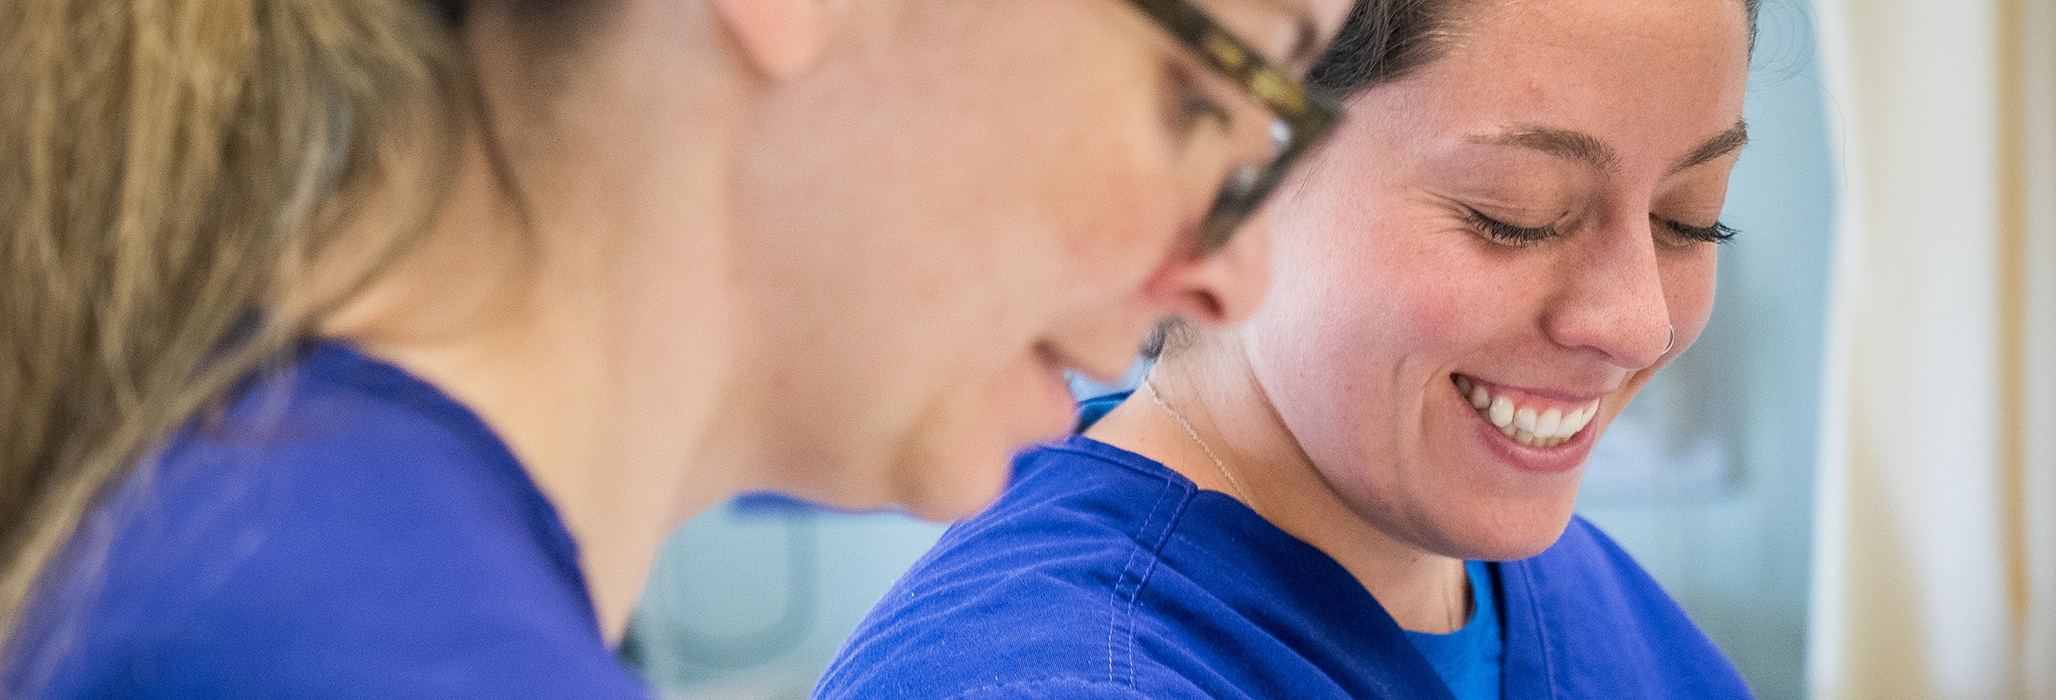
[1125,0,1342,251]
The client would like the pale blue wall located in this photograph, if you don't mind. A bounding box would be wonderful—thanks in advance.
[626,502,946,699]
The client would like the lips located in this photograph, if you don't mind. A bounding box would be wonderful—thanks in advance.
[1452,375,1600,448]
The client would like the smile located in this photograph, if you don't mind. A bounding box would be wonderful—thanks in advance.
[1452,375,1600,448]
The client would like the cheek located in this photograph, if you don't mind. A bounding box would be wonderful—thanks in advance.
[1274,216,1488,369]
[1665,247,1721,342]
[1051,113,1197,277]
[1051,161,1182,289]
[883,98,1180,348]
[1248,228,1455,463]
[965,103,1188,326]
[876,7,1187,296]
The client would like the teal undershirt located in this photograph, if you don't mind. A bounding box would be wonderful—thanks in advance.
[1402,560,1505,700]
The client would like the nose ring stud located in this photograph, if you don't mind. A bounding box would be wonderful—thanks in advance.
[1662,325,1675,355]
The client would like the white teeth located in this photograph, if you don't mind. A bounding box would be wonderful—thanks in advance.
[1562,406,1593,434]
[1488,396,1514,428]
[1456,376,1600,446]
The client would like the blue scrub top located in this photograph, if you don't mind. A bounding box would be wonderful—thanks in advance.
[814,435,1754,700]
[9,342,651,698]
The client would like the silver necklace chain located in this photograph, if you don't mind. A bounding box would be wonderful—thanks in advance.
[1142,378,1256,507]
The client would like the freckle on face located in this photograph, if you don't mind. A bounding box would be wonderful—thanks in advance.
[1241,0,1747,560]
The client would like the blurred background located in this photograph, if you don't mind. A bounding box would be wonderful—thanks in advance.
[623,0,2054,697]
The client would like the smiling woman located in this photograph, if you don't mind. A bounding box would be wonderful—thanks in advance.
[812,0,1762,698]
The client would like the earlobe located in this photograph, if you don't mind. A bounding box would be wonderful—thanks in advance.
[707,0,840,79]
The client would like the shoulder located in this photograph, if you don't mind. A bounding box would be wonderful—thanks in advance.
[814,437,1209,700]
[1501,516,1754,699]
[1520,516,1698,620]
[20,342,646,698]
[906,436,1198,593]
[115,342,580,608]
[817,437,1421,700]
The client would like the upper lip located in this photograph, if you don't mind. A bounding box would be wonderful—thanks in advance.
[1453,373,1612,404]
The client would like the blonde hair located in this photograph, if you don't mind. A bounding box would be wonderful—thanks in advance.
[0,0,469,668]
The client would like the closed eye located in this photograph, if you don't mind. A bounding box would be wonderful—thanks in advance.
[1661,218,1738,244]
[1464,208,1560,246]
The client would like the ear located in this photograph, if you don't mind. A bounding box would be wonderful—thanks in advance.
[707,0,842,79]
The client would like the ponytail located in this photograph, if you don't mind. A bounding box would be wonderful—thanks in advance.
[0,0,468,671]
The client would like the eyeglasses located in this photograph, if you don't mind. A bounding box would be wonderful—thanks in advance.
[1125,0,1342,252]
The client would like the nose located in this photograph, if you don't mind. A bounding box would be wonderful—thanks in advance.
[1540,215,1675,369]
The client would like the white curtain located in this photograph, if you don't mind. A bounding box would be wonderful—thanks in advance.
[1808,0,2056,697]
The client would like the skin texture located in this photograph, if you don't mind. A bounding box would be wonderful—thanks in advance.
[319,0,1350,640]
[1090,0,1751,634]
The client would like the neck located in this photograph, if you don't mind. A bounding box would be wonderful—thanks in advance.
[325,2,775,641]
[319,72,745,640]
[1089,354,1472,634]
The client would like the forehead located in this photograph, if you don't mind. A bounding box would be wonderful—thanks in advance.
[1408,0,1751,158]
[1461,0,1750,52]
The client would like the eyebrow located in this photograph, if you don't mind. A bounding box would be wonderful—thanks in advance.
[1668,120,1750,173]
[1468,125,1620,171]
[1464,120,1752,175]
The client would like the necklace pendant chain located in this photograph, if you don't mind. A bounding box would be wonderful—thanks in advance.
[1142,379,1257,507]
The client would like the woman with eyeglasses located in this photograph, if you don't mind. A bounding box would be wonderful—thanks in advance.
[0,0,1351,695]
[814,0,1759,698]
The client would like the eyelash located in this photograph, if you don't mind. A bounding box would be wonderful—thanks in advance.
[1463,209,1558,246]
[1463,209,1741,246]
[1665,219,1739,243]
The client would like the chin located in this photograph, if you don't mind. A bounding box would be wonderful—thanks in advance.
[889,434,1017,522]
[887,365,1075,521]
[1432,493,1583,562]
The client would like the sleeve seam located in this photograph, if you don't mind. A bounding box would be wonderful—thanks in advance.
[946,676,1151,700]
